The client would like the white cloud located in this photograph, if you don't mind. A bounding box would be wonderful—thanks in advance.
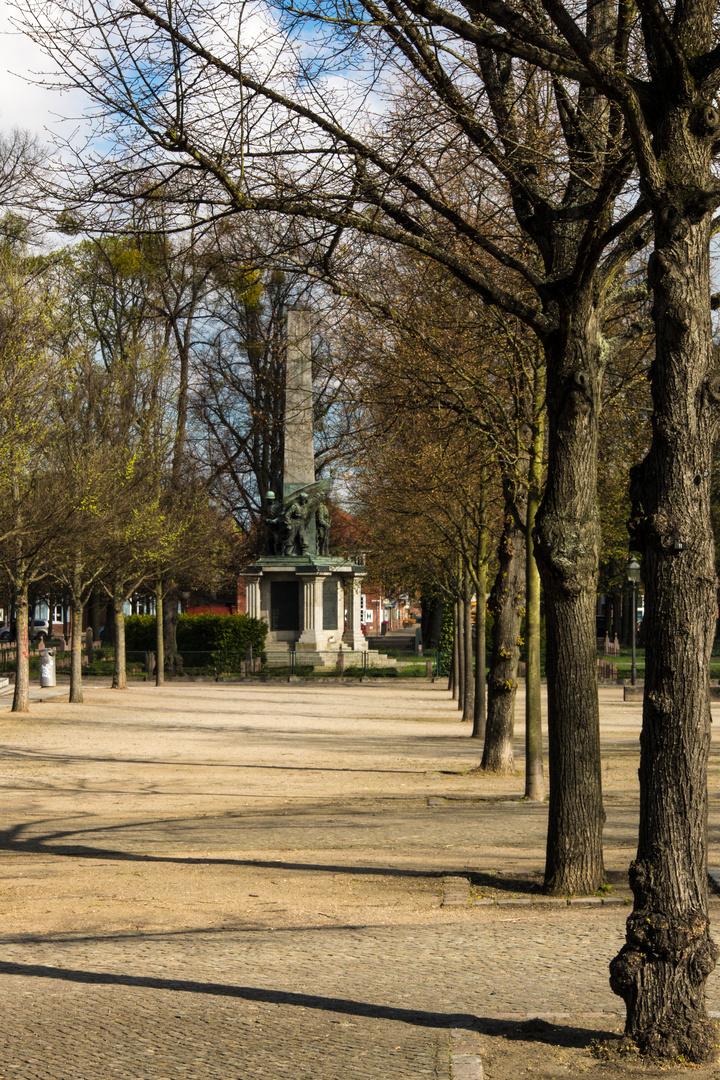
[0,1,80,138]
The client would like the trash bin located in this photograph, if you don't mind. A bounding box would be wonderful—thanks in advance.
[39,647,56,687]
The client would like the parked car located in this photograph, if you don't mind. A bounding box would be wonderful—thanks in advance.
[0,619,50,642]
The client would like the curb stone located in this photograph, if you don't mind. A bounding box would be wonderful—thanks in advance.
[442,876,471,906]
[450,1030,484,1080]
[442,875,632,907]
[443,872,720,909]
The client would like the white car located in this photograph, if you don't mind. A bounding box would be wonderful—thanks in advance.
[0,619,50,642]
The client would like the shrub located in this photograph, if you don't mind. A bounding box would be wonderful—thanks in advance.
[176,614,267,656]
[124,613,268,658]
[123,615,157,651]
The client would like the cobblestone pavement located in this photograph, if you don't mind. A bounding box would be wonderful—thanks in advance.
[0,682,717,1078]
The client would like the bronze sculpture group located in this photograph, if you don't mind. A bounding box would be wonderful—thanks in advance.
[265,490,331,557]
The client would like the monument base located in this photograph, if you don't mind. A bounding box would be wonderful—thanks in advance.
[263,645,397,670]
[244,554,368,668]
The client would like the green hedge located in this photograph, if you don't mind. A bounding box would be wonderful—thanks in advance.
[124,614,268,656]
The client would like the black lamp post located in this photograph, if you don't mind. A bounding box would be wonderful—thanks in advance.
[627,558,641,686]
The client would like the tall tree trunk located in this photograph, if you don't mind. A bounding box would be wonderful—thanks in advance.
[525,409,545,802]
[613,591,621,639]
[447,604,456,695]
[69,595,84,704]
[90,591,101,639]
[11,584,29,713]
[422,594,444,652]
[610,185,718,1058]
[449,597,458,696]
[155,579,164,686]
[534,293,605,894]
[471,544,487,740]
[462,569,474,723]
[111,583,127,690]
[456,595,464,713]
[483,487,524,772]
[162,594,182,676]
[68,551,85,704]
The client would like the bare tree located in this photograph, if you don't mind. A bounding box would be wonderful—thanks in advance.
[192,266,361,548]
[15,0,653,898]
[336,257,546,773]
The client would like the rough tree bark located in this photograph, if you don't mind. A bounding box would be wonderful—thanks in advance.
[524,407,545,801]
[471,530,488,740]
[421,595,443,652]
[534,292,605,894]
[111,582,127,690]
[456,595,464,713]
[155,578,165,686]
[462,568,475,724]
[11,586,29,714]
[90,591,101,639]
[449,597,458,697]
[66,551,87,705]
[483,482,525,772]
[162,594,182,676]
[609,107,720,1057]
[69,592,84,704]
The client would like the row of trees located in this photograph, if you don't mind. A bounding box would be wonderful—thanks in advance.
[0,221,241,707]
[4,0,719,1053]
[0,198,376,705]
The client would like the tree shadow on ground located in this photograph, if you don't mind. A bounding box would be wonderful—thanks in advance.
[0,959,616,1047]
[468,868,630,895]
[0,819,450,879]
[0,744,468,770]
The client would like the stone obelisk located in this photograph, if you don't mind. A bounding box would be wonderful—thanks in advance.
[243,304,367,664]
[283,308,315,498]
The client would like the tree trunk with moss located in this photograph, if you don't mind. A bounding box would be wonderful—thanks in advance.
[162,594,182,676]
[462,567,474,723]
[69,593,84,704]
[534,291,605,895]
[609,95,720,1059]
[66,551,87,705]
[471,550,487,740]
[155,578,164,686]
[11,585,29,714]
[112,582,127,690]
[483,483,525,772]
[524,402,545,802]
[456,595,464,713]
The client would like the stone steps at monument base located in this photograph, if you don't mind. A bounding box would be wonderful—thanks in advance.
[264,647,398,669]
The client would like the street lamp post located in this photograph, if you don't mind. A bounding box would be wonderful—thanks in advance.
[627,558,641,686]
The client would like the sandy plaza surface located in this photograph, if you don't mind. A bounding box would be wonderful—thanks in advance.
[0,678,718,1078]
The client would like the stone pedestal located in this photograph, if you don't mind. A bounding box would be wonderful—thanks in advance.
[296,572,337,651]
[243,554,367,666]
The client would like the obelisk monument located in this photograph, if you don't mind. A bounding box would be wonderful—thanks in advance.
[243,304,368,664]
[283,308,315,497]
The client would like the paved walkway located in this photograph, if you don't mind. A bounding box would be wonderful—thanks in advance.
[0,681,718,1078]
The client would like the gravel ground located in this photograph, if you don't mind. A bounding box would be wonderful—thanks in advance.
[0,679,717,1079]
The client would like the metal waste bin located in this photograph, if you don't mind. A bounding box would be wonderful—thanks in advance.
[39,647,56,687]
